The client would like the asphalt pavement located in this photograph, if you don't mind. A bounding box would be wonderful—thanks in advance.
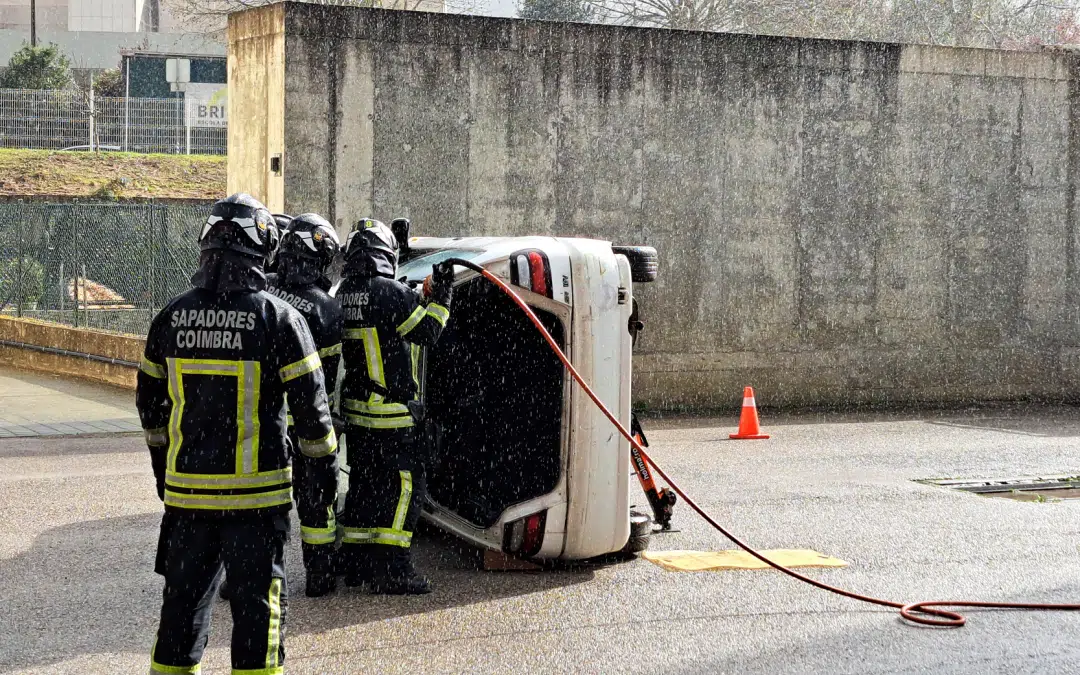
[1,369,1078,674]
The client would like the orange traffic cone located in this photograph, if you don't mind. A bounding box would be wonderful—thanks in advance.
[730,386,770,440]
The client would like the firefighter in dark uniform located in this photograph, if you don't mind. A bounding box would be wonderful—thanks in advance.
[136,193,338,675]
[264,213,292,275]
[336,218,455,594]
[265,213,344,597]
[216,211,294,604]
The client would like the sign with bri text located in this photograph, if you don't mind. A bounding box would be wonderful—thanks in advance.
[185,83,228,128]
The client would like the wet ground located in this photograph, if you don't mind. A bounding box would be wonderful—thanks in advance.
[1,367,1078,674]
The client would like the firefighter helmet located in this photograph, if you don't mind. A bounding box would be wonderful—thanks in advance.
[344,218,399,278]
[198,193,275,259]
[279,213,340,275]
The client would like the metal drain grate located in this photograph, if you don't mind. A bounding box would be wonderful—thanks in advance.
[918,475,1080,502]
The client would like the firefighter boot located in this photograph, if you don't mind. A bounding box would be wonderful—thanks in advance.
[368,572,432,596]
[342,560,374,589]
[368,550,431,595]
[305,571,337,598]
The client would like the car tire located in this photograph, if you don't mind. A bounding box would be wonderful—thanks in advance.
[612,246,659,283]
[622,509,653,555]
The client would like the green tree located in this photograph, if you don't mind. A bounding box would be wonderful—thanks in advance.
[518,0,595,22]
[93,68,125,98]
[0,43,73,90]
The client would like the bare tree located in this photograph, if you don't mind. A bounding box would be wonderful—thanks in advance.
[746,0,892,40]
[164,0,463,34]
[581,0,1080,48]
[885,0,1080,48]
[586,0,900,37]
[588,0,746,32]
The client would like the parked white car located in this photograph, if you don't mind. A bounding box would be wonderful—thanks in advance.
[335,233,657,561]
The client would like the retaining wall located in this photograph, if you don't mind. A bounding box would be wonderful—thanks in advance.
[228,4,1080,409]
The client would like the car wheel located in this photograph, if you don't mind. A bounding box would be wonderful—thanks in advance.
[622,509,653,555]
[612,246,659,283]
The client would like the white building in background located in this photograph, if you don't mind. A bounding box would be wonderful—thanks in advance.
[68,0,148,32]
[1,1,445,74]
[0,0,66,31]
[0,0,222,76]
[0,0,172,33]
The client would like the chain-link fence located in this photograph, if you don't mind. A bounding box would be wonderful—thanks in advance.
[0,89,227,155]
[0,202,211,335]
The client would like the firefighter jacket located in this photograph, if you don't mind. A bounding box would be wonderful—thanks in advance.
[136,279,338,514]
[266,273,344,414]
[337,275,451,429]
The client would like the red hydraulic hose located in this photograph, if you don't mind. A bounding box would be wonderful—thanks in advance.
[445,258,1080,628]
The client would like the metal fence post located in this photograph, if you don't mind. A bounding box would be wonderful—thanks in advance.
[88,74,96,151]
[15,218,23,318]
[147,204,157,316]
[124,62,130,152]
[71,206,80,327]
[81,263,89,329]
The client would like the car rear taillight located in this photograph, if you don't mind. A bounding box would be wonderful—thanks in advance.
[509,250,552,298]
[527,252,548,296]
[503,511,547,557]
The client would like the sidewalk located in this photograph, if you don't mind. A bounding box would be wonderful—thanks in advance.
[0,366,140,438]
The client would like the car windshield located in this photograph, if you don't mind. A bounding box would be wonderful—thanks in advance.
[397,249,483,283]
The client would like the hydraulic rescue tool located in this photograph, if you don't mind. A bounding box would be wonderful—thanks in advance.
[629,413,676,531]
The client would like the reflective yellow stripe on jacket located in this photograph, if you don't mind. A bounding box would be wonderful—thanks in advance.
[165,467,291,491]
[144,426,168,447]
[396,306,427,336]
[396,302,449,337]
[279,352,321,383]
[342,413,414,429]
[426,302,449,326]
[341,327,415,429]
[342,398,413,429]
[141,357,167,379]
[318,343,342,358]
[343,397,409,415]
[298,428,338,458]
[161,357,298,512]
[164,489,292,511]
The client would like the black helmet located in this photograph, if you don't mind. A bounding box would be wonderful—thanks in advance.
[199,193,275,258]
[278,213,340,286]
[272,213,293,232]
[264,214,291,272]
[344,218,398,278]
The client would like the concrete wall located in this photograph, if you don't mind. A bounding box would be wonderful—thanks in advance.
[230,4,1080,409]
[226,4,284,207]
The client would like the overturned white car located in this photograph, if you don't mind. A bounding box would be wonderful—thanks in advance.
[337,233,657,561]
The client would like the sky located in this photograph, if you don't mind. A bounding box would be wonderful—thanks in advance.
[477,0,519,18]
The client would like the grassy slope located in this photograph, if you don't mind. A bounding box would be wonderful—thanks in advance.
[0,148,225,200]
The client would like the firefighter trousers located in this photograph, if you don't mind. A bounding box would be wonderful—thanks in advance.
[338,425,426,577]
[290,428,339,575]
[149,511,289,675]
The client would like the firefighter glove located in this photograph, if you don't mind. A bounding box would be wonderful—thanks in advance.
[432,261,455,287]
